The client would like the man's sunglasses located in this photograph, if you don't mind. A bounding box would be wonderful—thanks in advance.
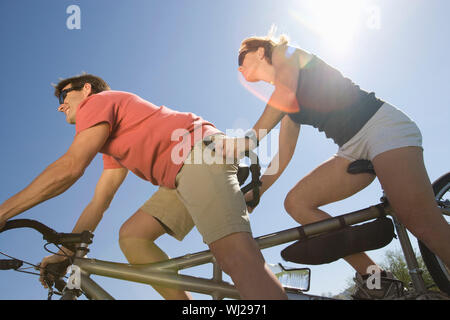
[58,86,82,105]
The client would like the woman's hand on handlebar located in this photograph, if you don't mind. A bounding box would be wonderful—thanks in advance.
[244,190,256,213]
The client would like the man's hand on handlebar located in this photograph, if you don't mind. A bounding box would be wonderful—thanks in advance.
[38,253,69,289]
[0,213,7,231]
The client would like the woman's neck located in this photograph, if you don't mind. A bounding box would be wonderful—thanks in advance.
[257,63,276,84]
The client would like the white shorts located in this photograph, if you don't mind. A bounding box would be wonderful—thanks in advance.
[336,102,423,161]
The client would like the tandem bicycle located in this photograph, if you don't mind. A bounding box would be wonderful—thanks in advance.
[1,152,449,300]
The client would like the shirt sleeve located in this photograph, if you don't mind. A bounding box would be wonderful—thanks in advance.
[75,94,115,135]
[102,154,124,169]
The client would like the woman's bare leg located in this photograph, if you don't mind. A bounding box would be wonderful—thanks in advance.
[284,155,379,275]
[372,147,450,268]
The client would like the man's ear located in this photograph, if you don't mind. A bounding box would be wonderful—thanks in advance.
[83,83,92,96]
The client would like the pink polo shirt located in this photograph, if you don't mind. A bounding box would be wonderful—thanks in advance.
[75,91,221,188]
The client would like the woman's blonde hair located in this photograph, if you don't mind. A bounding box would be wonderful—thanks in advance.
[238,25,289,65]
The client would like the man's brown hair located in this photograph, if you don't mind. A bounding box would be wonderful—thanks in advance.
[53,73,111,98]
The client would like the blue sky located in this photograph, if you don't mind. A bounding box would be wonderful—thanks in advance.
[0,0,449,299]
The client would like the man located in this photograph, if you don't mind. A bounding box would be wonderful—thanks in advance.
[0,74,287,300]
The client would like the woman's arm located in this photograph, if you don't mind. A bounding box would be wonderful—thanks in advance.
[252,45,300,143]
[246,115,300,211]
[260,115,300,195]
[217,46,300,159]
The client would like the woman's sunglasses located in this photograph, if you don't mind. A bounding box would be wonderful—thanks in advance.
[238,49,252,67]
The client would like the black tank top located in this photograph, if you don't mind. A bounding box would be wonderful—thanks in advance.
[288,55,384,147]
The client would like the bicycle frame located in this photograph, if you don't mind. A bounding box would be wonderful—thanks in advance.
[67,200,427,300]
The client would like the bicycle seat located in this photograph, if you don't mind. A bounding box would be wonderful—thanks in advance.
[347,160,376,175]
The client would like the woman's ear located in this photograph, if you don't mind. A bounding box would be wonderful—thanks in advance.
[257,47,266,60]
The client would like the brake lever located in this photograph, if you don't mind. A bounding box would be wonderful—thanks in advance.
[242,150,262,209]
[37,265,56,300]
[45,279,55,300]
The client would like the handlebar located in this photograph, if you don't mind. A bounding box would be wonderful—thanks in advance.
[239,150,262,209]
[0,219,94,253]
[0,220,86,298]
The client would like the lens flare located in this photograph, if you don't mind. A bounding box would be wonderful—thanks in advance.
[238,73,274,106]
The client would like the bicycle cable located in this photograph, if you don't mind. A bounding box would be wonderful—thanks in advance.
[43,242,74,262]
[0,244,75,299]
[0,249,41,276]
[0,241,73,279]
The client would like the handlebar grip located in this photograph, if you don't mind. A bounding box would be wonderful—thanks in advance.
[56,231,94,246]
[237,165,250,186]
[242,181,262,209]
[241,150,262,209]
[0,259,23,270]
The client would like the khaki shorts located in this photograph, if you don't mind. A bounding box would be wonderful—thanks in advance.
[336,102,423,161]
[140,135,252,245]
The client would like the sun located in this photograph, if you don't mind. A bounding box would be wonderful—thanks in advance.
[291,0,364,53]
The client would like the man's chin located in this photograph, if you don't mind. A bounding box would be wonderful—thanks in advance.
[66,117,76,125]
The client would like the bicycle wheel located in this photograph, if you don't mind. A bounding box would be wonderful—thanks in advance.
[417,172,450,295]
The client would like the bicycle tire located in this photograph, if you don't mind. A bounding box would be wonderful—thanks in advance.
[417,172,450,295]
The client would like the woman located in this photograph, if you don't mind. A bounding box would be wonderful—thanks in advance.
[227,33,450,299]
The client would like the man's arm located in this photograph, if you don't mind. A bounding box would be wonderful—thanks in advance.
[70,167,128,234]
[39,167,128,279]
[55,167,128,257]
[0,123,110,224]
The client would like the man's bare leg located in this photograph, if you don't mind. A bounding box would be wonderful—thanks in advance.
[119,210,193,300]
